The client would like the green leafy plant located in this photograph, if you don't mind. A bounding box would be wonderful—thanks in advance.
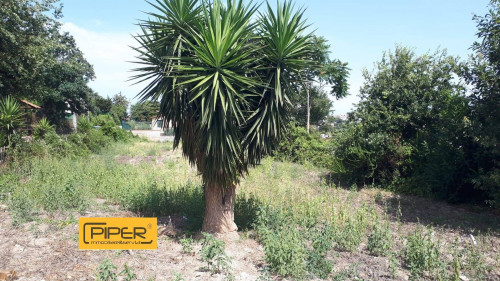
[405,225,442,280]
[132,0,317,233]
[180,236,194,255]
[334,216,366,252]
[77,117,93,133]
[306,222,335,278]
[170,273,185,281]
[33,118,55,139]
[0,96,25,146]
[259,224,308,278]
[199,232,232,275]
[120,263,137,281]
[367,218,393,256]
[95,259,117,281]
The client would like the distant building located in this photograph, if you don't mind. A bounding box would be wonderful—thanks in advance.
[151,117,164,131]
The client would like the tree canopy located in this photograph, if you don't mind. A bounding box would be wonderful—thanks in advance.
[0,0,95,128]
[332,47,472,201]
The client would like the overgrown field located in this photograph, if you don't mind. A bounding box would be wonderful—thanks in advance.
[0,140,499,280]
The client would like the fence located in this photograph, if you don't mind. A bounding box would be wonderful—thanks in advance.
[0,146,6,163]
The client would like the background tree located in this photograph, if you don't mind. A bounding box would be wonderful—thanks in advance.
[110,93,129,124]
[0,0,60,98]
[41,31,95,128]
[0,0,96,130]
[88,92,113,115]
[297,36,349,133]
[464,0,500,206]
[133,0,313,233]
[332,47,473,202]
[289,85,333,129]
[130,101,160,121]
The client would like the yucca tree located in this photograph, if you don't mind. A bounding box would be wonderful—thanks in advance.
[0,96,25,139]
[132,0,313,233]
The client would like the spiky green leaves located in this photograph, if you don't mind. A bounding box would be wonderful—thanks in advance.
[132,0,312,188]
[0,96,25,134]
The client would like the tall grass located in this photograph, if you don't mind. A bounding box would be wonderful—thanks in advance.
[0,140,496,280]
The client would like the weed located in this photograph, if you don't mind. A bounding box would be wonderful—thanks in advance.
[257,266,273,281]
[388,253,399,278]
[234,194,261,230]
[170,273,184,281]
[199,232,232,275]
[120,263,137,281]
[334,216,365,252]
[259,224,308,278]
[404,225,442,280]
[367,218,393,256]
[180,236,194,255]
[463,241,491,280]
[9,189,36,225]
[95,259,117,281]
[307,222,335,278]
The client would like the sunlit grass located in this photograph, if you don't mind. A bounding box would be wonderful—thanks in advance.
[1,140,497,280]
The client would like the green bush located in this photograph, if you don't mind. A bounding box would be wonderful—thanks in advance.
[99,122,133,142]
[274,124,332,168]
[405,225,442,280]
[123,182,204,230]
[33,118,55,140]
[330,47,480,205]
[91,114,115,126]
[259,224,308,278]
[333,216,366,252]
[234,194,261,230]
[367,218,393,256]
[254,206,335,279]
[9,188,36,225]
[306,222,335,278]
[200,232,232,275]
[77,117,93,134]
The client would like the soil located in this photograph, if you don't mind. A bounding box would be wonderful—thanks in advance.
[1,176,500,280]
[0,200,266,281]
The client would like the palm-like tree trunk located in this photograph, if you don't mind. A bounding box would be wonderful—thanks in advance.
[202,182,238,233]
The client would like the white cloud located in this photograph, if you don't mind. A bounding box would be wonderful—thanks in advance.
[62,22,360,114]
[61,22,146,101]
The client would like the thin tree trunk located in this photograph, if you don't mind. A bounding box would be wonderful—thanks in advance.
[306,84,311,134]
[202,182,238,234]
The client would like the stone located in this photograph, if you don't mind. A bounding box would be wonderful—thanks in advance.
[11,244,24,254]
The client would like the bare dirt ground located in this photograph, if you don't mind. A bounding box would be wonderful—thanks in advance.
[131,131,174,143]
[0,200,266,281]
[1,192,499,281]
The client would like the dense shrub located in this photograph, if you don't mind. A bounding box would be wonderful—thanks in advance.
[330,47,480,204]
[10,124,133,162]
[77,117,93,134]
[274,124,332,168]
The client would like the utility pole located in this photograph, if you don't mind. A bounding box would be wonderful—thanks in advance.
[306,81,312,133]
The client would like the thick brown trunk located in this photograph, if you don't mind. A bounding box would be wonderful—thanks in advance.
[202,182,238,234]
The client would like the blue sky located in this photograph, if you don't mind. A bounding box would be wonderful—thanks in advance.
[60,0,490,114]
